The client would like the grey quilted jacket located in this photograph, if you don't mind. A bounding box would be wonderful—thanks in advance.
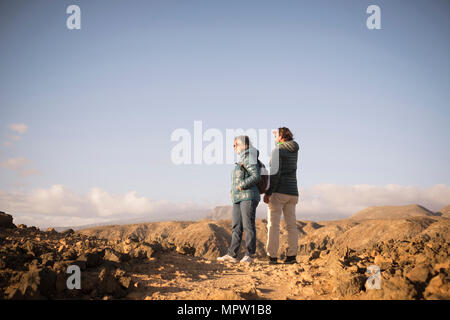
[230,147,261,204]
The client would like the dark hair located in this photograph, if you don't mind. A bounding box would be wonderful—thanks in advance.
[278,127,294,141]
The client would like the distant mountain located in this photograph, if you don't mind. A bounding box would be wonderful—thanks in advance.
[53,208,211,231]
[205,205,268,220]
[206,205,352,222]
[437,205,450,218]
[53,216,164,232]
[350,204,440,220]
[206,206,233,220]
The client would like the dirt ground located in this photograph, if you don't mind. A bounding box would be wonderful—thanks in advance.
[126,252,337,300]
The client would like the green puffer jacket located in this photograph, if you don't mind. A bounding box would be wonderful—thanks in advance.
[230,147,261,204]
[265,140,299,196]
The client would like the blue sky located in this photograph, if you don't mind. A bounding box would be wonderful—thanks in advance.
[1,0,449,226]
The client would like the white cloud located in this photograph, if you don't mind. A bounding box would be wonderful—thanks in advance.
[8,123,28,134]
[0,157,40,177]
[18,167,40,178]
[89,187,164,217]
[0,185,211,228]
[298,183,450,218]
[2,123,27,148]
[1,157,29,170]
[6,135,21,141]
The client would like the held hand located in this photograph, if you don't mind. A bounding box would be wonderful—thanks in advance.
[238,186,242,192]
[263,194,270,204]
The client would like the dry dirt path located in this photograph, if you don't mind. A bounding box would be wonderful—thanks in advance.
[125,251,335,300]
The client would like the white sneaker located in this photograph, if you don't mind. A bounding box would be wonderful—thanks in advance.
[217,254,238,263]
[240,255,254,264]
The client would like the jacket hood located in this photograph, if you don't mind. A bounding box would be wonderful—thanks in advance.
[240,146,259,163]
[279,140,299,153]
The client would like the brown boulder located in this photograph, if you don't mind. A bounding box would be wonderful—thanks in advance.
[0,212,16,229]
[114,269,132,289]
[308,250,321,261]
[405,265,431,283]
[46,227,57,234]
[373,255,393,270]
[334,273,366,297]
[61,229,75,236]
[176,243,196,256]
[40,252,55,267]
[61,249,78,261]
[77,251,103,268]
[104,249,122,263]
[364,276,417,300]
[81,272,100,295]
[97,268,127,298]
[423,273,450,300]
[6,267,56,299]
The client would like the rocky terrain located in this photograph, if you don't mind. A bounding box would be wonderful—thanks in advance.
[0,204,449,300]
[349,204,441,220]
[438,205,450,218]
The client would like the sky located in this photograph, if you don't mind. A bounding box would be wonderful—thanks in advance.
[1,0,449,228]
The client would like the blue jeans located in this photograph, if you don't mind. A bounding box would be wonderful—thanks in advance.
[227,199,259,258]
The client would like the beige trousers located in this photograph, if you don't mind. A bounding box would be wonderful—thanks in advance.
[266,192,299,257]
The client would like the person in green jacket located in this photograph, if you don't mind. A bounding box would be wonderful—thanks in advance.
[217,135,261,264]
[263,127,300,264]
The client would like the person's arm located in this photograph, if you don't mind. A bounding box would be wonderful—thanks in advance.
[231,168,235,197]
[238,158,261,190]
[265,148,282,196]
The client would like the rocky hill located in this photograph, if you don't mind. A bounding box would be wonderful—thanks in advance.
[438,205,450,218]
[350,204,439,220]
[205,205,269,220]
[206,206,233,220]
[0,206,449,300]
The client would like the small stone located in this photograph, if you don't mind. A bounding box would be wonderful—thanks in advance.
[118,276,132,289]
[357,262,365,269]
[61,249,77,260]
[309,250,321,261]
[62,229,75,236]
[424,273,450,300]
[104,249,121,263]
[406,265,430,283]
[374,255,392,270]
[348,265,358,273]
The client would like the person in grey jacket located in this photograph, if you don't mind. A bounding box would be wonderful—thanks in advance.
[264,127,300,264]
[217,135,261,264]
